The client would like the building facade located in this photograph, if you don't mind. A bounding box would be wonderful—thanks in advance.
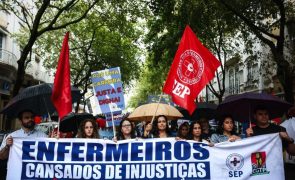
[199,20,295,103]
[0,10,53,130]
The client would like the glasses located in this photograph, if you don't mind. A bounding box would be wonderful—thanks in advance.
[122,124,131,128]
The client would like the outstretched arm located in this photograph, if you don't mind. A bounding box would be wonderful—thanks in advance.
[0,136,13,160]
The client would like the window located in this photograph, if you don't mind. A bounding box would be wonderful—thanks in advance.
[228,66,241,95]
[229,69,234,94]
[247,62,253,81]
[234,66,240,94]
[246,55,257,83]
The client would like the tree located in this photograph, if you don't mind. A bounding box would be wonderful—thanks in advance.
[219,0,295,103]
[129,0,241,106]
[34,0,146,110]
[0,0,98,96]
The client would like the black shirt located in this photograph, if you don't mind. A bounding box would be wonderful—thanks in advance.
[252,123,288,148]
[252,123,286,135]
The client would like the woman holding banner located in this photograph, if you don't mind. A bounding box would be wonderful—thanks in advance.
[211,115,240,143]
[77,119,99,139]
[152,115,172,138]
[114,119,136,141]
[189,121,209,143]
[143,115,172,138]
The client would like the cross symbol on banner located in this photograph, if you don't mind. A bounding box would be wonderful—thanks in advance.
[230,157,240,166]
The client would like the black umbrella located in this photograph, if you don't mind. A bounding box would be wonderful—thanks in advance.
[176,102,217,120]
[191,102,217,120]
[217,92,292,123]
[60,113,95,132]
[1,83,81,118]
[175,106,191,120]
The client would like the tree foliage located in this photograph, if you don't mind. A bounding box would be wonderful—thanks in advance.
[33,0,147,109]
[129,0,241,106]
[220,0,295,103]
[1,0,99,96]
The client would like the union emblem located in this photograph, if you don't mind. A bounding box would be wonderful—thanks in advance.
[177,50,204,85]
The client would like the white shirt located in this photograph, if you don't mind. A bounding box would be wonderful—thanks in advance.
[281,117,295,164]
[281,118,295,139]
[0,128,47,151]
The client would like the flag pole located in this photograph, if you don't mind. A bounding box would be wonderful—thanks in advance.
[111,110,116,138]
[109,104,116,138]
[150,92,163,125]
[144,92,163,137]
[57,117,60,139]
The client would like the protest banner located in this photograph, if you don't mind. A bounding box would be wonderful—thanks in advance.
[91,67,125,114]
[7,133,284,180]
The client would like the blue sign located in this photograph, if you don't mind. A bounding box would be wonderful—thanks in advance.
[105,110,123,127]
[91,67,125,114]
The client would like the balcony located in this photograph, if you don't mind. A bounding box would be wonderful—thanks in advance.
[0,48,18,69]
[244,78,259,91]
[25,65,53,83]
[224,86,241,97]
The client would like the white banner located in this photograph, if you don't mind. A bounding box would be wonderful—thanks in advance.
[7,133,284,180]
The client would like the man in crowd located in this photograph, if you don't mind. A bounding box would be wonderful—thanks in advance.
[246,106,295,155]
[0,110,47,160]
[246,106,295,179]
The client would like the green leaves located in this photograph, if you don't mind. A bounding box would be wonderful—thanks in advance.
[34,0,144,95]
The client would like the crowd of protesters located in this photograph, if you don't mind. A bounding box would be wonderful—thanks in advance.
[0,105,295,179]
[1,106,295,154]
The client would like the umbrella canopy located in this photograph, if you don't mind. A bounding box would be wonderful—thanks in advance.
[192,102,217,120]
[176,106,191,120]
[60,113,95,132]
[217,92,292,122]
[1,83,81,118]
[176,102,217,120]
[127,103,183,121]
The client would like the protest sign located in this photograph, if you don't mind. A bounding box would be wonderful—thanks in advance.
[105,110,123,127]
[91,67,125,114]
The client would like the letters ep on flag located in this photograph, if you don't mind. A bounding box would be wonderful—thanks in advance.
[163,26,220,114]
[51,32,72,119]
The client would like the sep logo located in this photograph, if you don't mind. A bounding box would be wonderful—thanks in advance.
[226,153,244,178]
[251,152,270,176]
[177,50,204,85]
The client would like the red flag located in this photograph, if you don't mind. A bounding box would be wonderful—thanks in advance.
[51,32,72,119]
[163,26,221,114]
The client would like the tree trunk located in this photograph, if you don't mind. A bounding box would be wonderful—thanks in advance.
[217,95,223,104]
[75,98,81,113]
[277,65,294,104]
[272,49,294,104]
[12,59,26,97]
[12,37,37,96]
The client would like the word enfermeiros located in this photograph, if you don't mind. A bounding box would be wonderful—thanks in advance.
[22,140,210,179]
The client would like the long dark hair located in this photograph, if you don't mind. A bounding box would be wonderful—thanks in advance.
[116,119,136,140]
[189,121,203,142]
[152,115,170,137]
[216,115,237,135]
[177,122,189,139]
[77,119,99,138]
